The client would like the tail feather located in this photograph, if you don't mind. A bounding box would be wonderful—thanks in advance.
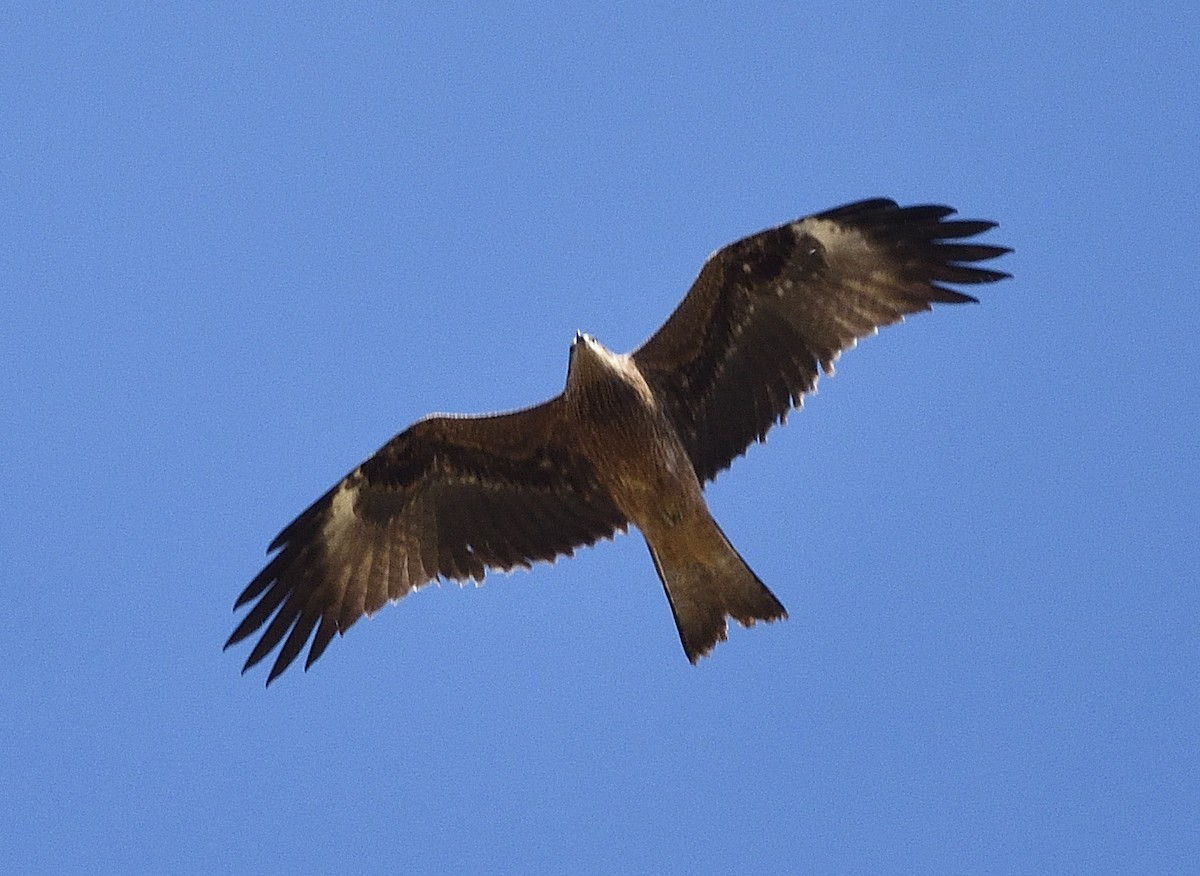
[647,517,787,662]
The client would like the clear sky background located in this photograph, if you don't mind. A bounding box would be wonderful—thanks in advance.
[3,3,1196,874]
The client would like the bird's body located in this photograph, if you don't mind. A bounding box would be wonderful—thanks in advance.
[565,335,698,527]
[227,198,1010,684]
[564,334,788,657]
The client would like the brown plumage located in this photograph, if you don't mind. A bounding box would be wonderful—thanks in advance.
[227,198,1010,684]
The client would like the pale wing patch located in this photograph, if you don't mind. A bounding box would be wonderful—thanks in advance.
[318,471,392,623]
[792,216,870,257]
[319,471,363,559]
[788,215,908,378]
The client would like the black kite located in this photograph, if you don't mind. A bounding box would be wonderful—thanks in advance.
[227,198,1010,684]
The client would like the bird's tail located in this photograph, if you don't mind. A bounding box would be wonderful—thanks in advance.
[646,514,787,662]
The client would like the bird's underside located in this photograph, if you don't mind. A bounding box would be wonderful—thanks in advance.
[227,198,1010,684]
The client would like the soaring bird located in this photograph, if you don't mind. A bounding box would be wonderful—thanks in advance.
[227,198,1010,684]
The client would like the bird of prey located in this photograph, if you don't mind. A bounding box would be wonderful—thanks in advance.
[227,198,1009,684]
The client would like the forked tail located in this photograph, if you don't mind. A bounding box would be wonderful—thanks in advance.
[646,516,787,662]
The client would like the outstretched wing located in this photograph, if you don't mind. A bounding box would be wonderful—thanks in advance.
[226,399,626,684]
[632,199,1011,483]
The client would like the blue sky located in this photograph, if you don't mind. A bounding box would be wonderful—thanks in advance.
[3,3,1197,873]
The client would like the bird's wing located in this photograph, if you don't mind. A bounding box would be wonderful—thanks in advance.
[226,398,626,684]
[632,199,1010,483]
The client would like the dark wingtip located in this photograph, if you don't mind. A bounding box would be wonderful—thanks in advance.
[304,619,338,671]
[929,287,980,304]
[818,197,900,219]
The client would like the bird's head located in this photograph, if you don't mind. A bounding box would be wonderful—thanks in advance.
[567,331,621,390]
[570,330,601,361]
